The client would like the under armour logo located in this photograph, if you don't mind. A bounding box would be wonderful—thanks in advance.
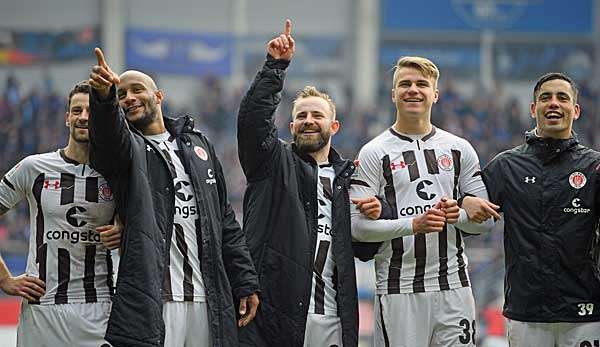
[43,179,60,189]
[390,161,406,170]
[524,176,536,184]
[146,145,153,152]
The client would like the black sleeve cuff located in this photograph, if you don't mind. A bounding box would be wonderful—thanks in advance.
[265,54,290,70]
[91,84,118,104]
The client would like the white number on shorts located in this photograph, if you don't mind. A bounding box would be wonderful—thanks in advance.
[578,303,594,316]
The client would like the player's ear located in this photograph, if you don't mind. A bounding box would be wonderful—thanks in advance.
[154,89,164,104]
[65,112,70,127]
[573,103,581,120]
[330,119,340,136]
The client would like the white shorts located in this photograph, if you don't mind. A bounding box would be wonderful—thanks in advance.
[303,313,343,347]
[507,318,600,347]
[163,301,212,347]
[17,300,112,347]
[375,287,476,347]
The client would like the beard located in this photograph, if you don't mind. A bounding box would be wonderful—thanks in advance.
[70,126,89,143]
[126,99,159,130]
[293,125,331,154]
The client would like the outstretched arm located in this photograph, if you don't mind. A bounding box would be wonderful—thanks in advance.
[237,20,295,181]
[88,48,133,180]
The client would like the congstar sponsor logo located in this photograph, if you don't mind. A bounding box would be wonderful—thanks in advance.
[46,229,101,244]
[400,204,433,217]
[563,198,590,215]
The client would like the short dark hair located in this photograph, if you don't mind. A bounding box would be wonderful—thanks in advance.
[67,80,91,111]
[532,72,578,103]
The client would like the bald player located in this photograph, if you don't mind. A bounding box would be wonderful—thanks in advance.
[88,48,260,347]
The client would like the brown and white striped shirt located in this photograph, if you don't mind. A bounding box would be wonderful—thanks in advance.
[0,149,115,304]
[350,127,488,294]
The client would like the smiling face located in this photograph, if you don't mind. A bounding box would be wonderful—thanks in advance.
[392,66,439,120]
[289,96,339,155]
[117,70,163,131]
[65,92,90,143]
[531,78,580,139]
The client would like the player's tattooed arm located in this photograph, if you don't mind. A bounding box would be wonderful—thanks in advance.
[0,203,8,216]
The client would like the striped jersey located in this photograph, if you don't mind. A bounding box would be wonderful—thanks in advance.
[309,165,338,316]
[147,132,206,302]
[350,127,486,294]
[0,149,115,304]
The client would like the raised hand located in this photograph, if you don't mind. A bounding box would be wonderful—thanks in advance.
[352,196,382,220]
[462,196,501,223]
[0,274,46,302]
[267,19,295,61]
[89,47,120,99]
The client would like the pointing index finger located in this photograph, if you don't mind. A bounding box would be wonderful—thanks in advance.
[95,47,107,68]
[284,19,292,36]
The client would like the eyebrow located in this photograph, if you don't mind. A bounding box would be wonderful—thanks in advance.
[118,83,146,93]
[539,91,571,98]
[397,79,430,84]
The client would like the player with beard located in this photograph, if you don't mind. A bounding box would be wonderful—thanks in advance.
[0,80,121,347]
[88,49,260,347]
[236,20,382,347]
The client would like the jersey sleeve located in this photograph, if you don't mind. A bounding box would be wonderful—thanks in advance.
[0,157,33,209]
[453,140,496,234]
[349,143,413,242]
[349,144,382,199]
[457,139,487,198]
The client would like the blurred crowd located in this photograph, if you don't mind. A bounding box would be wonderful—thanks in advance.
[1,73,598,251]
[0,72,598,344]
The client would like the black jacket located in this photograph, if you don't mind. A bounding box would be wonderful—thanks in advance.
[236,56,359,347]
[89,86,259,347]
[482,130,600,322]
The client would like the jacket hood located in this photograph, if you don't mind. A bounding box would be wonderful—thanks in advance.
[163,115,198,136]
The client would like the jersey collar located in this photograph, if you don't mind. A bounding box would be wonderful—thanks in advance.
[59,149,82,166]
[389,126,436,142]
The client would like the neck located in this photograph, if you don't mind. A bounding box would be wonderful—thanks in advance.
[64,140,89,164]
[308,144,331,164]
[141,113,167,136]
[393,112,432,135]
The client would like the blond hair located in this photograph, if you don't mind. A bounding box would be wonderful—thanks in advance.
[292,86,336,119]
[392,56,440,88]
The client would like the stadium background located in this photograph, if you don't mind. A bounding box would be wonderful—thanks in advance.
[0,0,598,346]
